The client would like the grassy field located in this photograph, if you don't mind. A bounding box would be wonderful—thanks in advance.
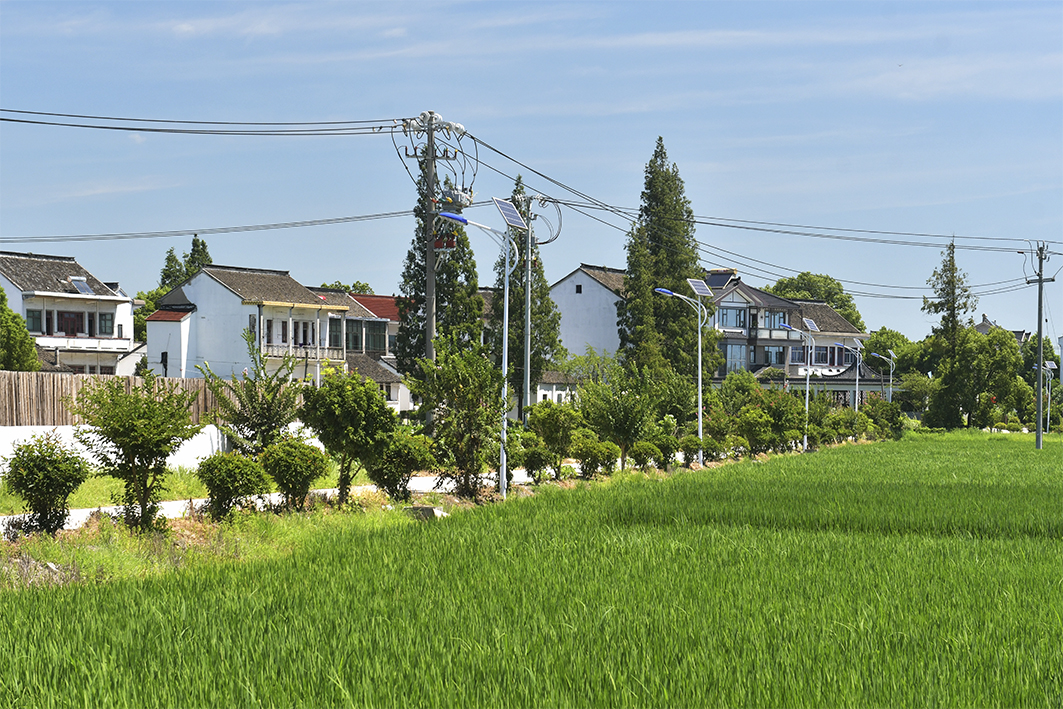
[0,431,1059,707]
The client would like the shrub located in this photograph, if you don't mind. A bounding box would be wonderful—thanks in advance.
[598,442,621,475]
[3,433,89,535]
[702,436,726,462]
[261,438,329,510]
[736,404,775,456]
[522,446,553,484]
[526,401,582,479]
[862,395,904,440]
[365,430,435,503]
[629,441,661,472]
[195,452,270,520]
[570,432,619,478]
[679,434,702,467]
[650,433,679,471]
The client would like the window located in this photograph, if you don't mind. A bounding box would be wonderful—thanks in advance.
[791,346,806,364]
[249,314,257,334]
[764,310,787,329]
[117,324,124,339]
[301,322,309,346]
[69,365,86,374]
[843,349,855,366]
[724,344,747,373]
[765,346,785,365]
[719,308,747,329]
[366,322,387,353]
[328,320,341,348]
[814,346,829,364]
[98,313,114,336]
[57,311,84,335]
[575,284,582,294]
[87,313,95,337]
[266,320,274,344]
[281,320,288,344]
[346,320,362,351]
[25,310,42,333]
[99,366,115,375]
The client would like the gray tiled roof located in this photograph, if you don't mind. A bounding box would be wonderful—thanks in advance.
[792,300,864,335]
[0,251,117,297]
[714,278,797,310]
[582,264,626,296]
[347,353,403,384]
[199,265,332,306]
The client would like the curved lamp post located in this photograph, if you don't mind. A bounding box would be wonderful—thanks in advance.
[654,284,710,465]
[781,323,814,451]
[870,349,897,403]
[438,205,525,499]
[835,341,863,412]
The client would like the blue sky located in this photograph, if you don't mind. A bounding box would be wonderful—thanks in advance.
[1,1,1060,344]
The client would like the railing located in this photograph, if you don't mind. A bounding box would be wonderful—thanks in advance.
[263,344,346,361]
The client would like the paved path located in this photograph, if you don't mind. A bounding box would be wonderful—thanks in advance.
[1,468,535,533]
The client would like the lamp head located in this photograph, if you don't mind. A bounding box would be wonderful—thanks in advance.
[654,288,675,296]
[438,212,468,225]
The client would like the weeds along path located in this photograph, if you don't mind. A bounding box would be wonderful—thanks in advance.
[1,432,1060,707]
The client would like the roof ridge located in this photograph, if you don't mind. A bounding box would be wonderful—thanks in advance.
[204,264,292,277]
[0,250,78,262]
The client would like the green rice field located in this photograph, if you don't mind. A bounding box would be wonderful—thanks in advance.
[1,431,1060,707]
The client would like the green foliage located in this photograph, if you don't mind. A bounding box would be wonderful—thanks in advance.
[526,400,582,479]
[521,445,553,484]
[617,137,715,378]
[719,369,761,415]
[133,286,167,342]
[300,365,397,504]
[0,284,40,372]
[395,160,483,377]
[575,365,656,471]
[320,280,374,295]
[679,434,702,467]
[487,176,567,418]
[629,441,661,472]
[260,438,328,510]
[735,404,775,456]
[861,395,904,440]
[198,329,301,457]
[364,429,435,503]
[650,432,679,471]
[765,272,866,332]
[896,370,937,414]
[409,336,505,498]
[3,433,88,535]
[195,452,270,520]
[864,327,911,367]
[70,372,203,532]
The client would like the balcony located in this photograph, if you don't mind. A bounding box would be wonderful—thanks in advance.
[264,344,345,361]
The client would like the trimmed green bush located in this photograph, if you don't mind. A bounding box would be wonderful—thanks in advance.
[679,434,701,467]
[522,446,553,484]
[260,438,329,510]
[629,441,661,472]
[195,452,270,520]
[597,442,621,475]
[650,434,678,471]
[3,433,89,535]
[365,430,435,503]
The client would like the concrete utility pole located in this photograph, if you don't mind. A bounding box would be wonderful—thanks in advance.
[424,116,437,362]
[523,203,533,423]
[1028,242,1054,450]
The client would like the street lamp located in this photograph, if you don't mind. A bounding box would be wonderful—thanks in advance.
[835,341,863,412]
[654,279,712,465]
[870,349,897,403]
[780,322,814,451]
[438,199,527,500]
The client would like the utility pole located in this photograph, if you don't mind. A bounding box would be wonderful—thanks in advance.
[1027,242,1054,450]
[523,203,533,424]
[424,117,437,362]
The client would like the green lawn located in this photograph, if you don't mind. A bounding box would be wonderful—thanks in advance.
[1,431,1059,707]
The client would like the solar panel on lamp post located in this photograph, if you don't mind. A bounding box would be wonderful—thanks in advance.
[781,322,814,451]
[438,200,527,500]
[654,280,711,466]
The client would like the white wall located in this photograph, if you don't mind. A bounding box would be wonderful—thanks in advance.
[551,271,622,357]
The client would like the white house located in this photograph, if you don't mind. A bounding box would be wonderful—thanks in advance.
[0,251,143,375]
[550,264,625,357]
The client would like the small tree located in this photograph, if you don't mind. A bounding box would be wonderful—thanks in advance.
[526,400,582,480]
[301,365,397,504]
[195,452,270,520]
[199,329,301,457]
[576,366,655,471]
[364,429,435,502]
[0,285,40,372]
[408,336,505,498]
[3,433,89,535]
[71,373,202,531]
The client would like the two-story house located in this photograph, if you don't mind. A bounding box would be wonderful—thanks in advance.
[550,264,625,357]
[0,251,143,374]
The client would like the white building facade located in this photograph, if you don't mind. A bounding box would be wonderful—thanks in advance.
[0,251,143,375]
[550,264,625,358]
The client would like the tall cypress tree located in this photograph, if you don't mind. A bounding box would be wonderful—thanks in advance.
[395,161,482,376]
[0,284,41,371]
[487,176,566,419]
[183,235,212,279]
[617,137,706,378]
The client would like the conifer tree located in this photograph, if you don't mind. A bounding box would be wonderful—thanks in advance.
[0,285,41,371]
[135,237,213,341]
[616,137,709,379]
[395,160,482,376]
[487,176,566,419]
